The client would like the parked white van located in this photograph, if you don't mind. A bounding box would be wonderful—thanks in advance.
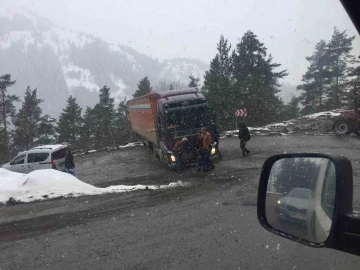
[2,144,70,173]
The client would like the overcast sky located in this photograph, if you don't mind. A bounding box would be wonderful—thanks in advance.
[3,0,360,85]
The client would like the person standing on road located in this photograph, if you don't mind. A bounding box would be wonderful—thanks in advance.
[202,127,215,172]
[238,122,251,157]
[64,148,75,175]
[173,137,188,173]
[195,131,204,172]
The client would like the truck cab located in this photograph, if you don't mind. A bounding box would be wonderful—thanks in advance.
[127,88,219,168]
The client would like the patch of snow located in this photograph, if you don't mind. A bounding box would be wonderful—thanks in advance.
[266,122,289,127]
[109,73,129,102]
[124,52,141,71]
[87,150,97,153]
[0,169,188,204]
[119,142,142,149]
[0,169,26,190]
[54,28,94,51]
[159,60,206,84]
[109,44,123,53]
[222,127,270,137]
[0,31,36,52]
[62,63,99,92]
[301,111,341,119]
[249,127,270,131]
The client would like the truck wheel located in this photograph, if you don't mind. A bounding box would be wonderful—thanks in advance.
[334,120,352,135]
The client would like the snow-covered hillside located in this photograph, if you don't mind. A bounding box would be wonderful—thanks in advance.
[0,8,208,117]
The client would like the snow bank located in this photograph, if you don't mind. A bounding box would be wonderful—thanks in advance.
[119,142,142,149]
[222,110,341,137]
[0,169,187,204]
[0,169,27,190]
[300,111,341,119]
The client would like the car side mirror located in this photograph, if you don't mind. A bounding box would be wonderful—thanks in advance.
[257,153,360,256]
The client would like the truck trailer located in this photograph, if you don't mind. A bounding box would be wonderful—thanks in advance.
[127,88,219,168]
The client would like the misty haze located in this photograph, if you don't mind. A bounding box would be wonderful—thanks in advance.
[1,1,360,269]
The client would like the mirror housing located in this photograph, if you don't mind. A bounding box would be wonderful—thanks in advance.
[257,153,360,255]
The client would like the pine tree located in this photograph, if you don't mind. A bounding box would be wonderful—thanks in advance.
[283,95,300,120]
[0,74,19,161]
[232,31,288,126]
[297,40,331,114]
[38,115,56,145]
[13,86,43,150]
[94,86,117,148]
[346,59,360,109]
[188,75,200,88]
[56,96,83,145]
[114,99,131,142]
[203,35,233,130]
[133,77,152,97]
[80,106,96,147]
[326,28,355,109]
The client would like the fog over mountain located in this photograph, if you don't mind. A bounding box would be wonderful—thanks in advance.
[0,9,208,117]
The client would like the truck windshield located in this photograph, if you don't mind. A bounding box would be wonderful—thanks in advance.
[165,106,210,131]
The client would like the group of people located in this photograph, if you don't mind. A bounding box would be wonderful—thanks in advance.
[173,127,215,173]
[172,122,251,173]
[195,127,216,172]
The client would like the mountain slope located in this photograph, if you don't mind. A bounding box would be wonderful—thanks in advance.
[0,9,208,117]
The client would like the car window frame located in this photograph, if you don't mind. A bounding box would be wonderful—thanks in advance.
[13,154,26,165]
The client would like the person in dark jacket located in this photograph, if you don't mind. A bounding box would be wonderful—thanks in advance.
[64,148,75,175]
[173,137,188,173]
[238,122,251,157]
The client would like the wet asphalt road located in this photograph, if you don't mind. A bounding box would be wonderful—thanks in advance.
[1,135,360,269]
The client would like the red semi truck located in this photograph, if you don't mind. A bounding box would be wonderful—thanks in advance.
[333,89,360,135]
[127,88,219,168]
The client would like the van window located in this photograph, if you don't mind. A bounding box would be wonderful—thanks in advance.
[52,148,68,160]
[27,153,50,163]
[13,154,26,165]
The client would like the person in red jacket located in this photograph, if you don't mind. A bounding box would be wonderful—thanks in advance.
[201,127,215,172]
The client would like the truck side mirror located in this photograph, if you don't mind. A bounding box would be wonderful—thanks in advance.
[257,153,360,256]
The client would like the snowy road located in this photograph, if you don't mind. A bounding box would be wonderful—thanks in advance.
[1,135,360,269]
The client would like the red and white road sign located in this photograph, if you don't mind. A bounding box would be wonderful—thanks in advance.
[235,108,247,117]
